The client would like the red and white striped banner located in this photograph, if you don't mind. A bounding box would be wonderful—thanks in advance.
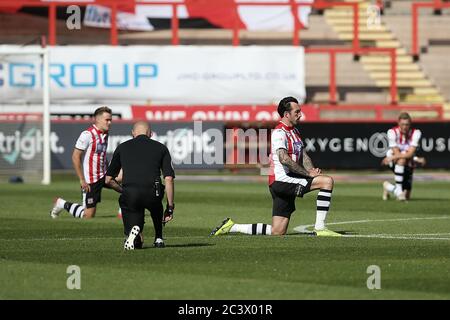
[84,0,314,31]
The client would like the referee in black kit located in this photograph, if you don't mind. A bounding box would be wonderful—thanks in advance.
[106,121,175,250]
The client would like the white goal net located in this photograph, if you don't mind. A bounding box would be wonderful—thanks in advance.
[0,45,51,184]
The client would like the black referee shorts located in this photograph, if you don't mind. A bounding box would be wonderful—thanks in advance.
[269,180,313,218]
[119,187,164,236]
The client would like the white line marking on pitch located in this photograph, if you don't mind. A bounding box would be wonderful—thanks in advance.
[341,235,450,241]
[294,216,450,241]
[1,217,449,242]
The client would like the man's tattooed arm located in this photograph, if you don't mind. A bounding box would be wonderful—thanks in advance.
[302,149,315,171]
[277,148,311,177]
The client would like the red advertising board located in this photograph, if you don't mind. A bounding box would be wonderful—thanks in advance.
[131,105,320,122]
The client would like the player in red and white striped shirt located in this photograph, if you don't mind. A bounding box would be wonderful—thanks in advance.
[382,112,425,201]
[50,107,122,219]
[211,97,341,237]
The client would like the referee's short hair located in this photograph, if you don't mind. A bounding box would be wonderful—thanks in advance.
[94,106,112,118]
[277,96,299,118]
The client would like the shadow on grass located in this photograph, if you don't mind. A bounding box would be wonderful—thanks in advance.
[142,243,215,249]
[95,215,119,218]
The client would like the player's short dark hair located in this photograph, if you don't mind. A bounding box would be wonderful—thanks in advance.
[398,112,411,121]
[94,106,112,118]
[277,96,299,118]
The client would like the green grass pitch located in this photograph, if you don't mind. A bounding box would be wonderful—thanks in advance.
[1,177,449,299]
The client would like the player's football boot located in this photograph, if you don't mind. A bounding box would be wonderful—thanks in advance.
[50,197,64,219]
[313,228,342,237]
[154,238,165,248]
[209,218,235,236]
[396,191,407,201]
[382,181,391,201]
[124,225,140,250]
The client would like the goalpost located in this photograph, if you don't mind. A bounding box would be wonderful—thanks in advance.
[0,43,51,185]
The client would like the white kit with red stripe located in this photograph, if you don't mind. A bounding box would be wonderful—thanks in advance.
[269,121,306,186]
[75,124,109,184]
[387,126,422,153]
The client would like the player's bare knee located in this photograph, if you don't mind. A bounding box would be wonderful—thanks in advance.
[397,158,407,166]
[319,175,333,190]
[326,176,334,190]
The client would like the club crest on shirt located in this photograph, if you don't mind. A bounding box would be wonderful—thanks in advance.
[293,141,303,155]
[96,143,107,154]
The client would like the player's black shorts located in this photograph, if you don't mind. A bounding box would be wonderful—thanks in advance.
[389,165,414,190]
[269,179,313,218]
[402,166,414,190]
[119,185,164,236]
[82,177,105,208]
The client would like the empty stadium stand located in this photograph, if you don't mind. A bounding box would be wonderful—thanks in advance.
[1,0,449,117]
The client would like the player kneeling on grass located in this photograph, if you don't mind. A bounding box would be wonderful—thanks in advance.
[211,97,340,238]
[50,107,122,219]
[381,112,426,201]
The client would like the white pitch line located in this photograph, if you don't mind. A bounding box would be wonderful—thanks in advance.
[341,234,450,241]
[372,233,450,236]
[2,217,449,242]
[293,216,450,232]
[294,216,450,241]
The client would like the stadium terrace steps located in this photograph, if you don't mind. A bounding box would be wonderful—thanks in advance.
[383,16,450,52]
[362,63,419,71]
[305,52,388,103]
[420,48,450,103]
[444,103,450,119]
[384,0,450,16]
[324,0,448,106]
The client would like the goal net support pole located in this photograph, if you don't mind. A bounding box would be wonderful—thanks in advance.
[0,43,51,185]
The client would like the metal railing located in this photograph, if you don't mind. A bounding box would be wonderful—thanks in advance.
[412,0,450,59]
[305,47,398,105]
[4,0,447,108]
[0,0,361,49]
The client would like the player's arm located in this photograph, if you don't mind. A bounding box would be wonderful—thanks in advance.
[162,147,175,224]
[72,148,90,192]
[302,149,321,175]
[105,147,123,193]
[277,148,319,177]
[392,130,421,161]
[164,176,174,221]
[391,146,417,161]
[106,177,123,193]
[106,169,123,193]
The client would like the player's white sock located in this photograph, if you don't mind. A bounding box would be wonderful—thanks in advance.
[64,202,85,218]
[394,164,405,196]
[57,198,66,209]
[230,223,272,235]
[385,181,395,193]
[315,189,332,230]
